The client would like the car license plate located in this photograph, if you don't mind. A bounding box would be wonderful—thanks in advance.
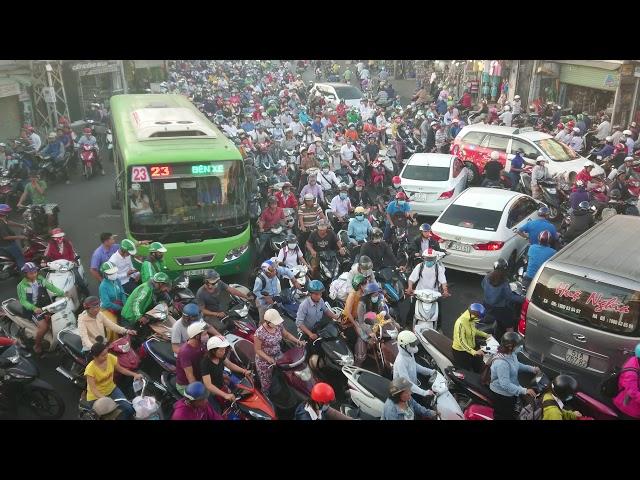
[411,193,428,201]
[448,241,471,253]
[565,348,589,368]
[185,269,208,277]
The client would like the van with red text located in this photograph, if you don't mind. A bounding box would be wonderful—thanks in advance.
[518,214,640,402]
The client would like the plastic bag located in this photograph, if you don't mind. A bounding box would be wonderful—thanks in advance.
[329,272,350,302]
[132,395,160,420]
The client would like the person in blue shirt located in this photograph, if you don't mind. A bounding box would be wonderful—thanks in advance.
[448,119,462,140]
[40,132,65,161]
[436,98,448,115]
[482,259,524,340]
[311,115,323,136]
[508,149,525,191]
[347,206,372,244]
[384,191,415,241]
[298,107,311,125]
[253,259,300,324]
[524,230,556,288]
[240,115,255,133]
[517,207,558,246]
[593,137,614,158]
[295,280,341,361]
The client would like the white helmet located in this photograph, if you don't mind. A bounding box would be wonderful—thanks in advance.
[490,151,500,161]
[397,330,418,348]
[206,335,230,351]
[605,136,613,142]
[536,156,547,164]
[514,95,521,100]
[263,308,284,325]
[576,180,585,187]
[573,127,580,133]
[583,161,593,168]
[187,321,207,339]
[623,129,632,136]
[503,105,511,111]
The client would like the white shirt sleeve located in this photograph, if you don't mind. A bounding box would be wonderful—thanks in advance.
[408,264,421,284]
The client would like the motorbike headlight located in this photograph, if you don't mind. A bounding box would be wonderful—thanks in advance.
[224,243,249,263]
[337,353,354,366]
[247,409,272,420]
[294,366,313,382]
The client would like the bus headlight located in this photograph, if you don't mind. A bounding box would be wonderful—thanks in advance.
[224,243,249,263]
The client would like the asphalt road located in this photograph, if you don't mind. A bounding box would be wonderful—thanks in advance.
[2,76,485,419]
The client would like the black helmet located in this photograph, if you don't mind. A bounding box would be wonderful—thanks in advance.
[493,258,508,271]
[551,374,578,402]
[578,201,590,211]
[371,227,383,240]
[500,331,522,349]
[358,255,373,275]
[285,233,297,243]
[609,189,621,200]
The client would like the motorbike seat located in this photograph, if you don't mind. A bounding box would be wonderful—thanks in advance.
[421,329,456,365]
[358,370,391,401]
[451,367,494,401]
[147,338,176,366]
[60,329,84,357]
[5,299,25,317]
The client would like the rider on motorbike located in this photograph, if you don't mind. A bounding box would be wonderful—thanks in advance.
[140,241,168,283]
[77,296,135,351]
[42,227,89,297]
[77,127,105,176]
[382,376,437,420]
[523,230,556,288]
[359,227,399,272]
[451,303,490,373]
[305,219,347,278]
[349,179,372,208]
[347,206,372,245]
[294,382,347,420]
[328,184,353,230]
[517,206,558,245]
[295,280,341,357]
[410,223,443,263]
[120,272,172,329]
[97,261,128,342]
[17,262,69,354]
[171,381,223,420]
[394,330,436,400]
[481,259,524,341]
[276,233,309,269]
[542,374,583,420]
[564,201,595,243]
[384,191,416,242]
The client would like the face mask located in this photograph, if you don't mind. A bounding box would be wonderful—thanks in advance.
[355,186,363,192]
[283,189,290,195]
[356,214,364,221]
[393,183,402,189]
[287,243,297,249]
[309,180,316,185]
[371,295,379,304]
[408,345,419,354]
[107,273,118,281]
[424,260,435,268]
[339,193,347,200]
[372,238,381,244]
[397,201,405,207]
[322,168,329,174]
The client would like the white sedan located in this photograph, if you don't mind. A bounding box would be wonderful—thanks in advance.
[400,153,469,217]
[431,187,542,275]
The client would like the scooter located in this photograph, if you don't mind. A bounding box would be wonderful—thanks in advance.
[308,319,354,379]
[364,311,399,376]
[220,300,257,342]
[0,227,47,281]
[0,297,76,353]
[0,335,65,419]
[79,144,97,180]
[169,275,196,318]
[267,346,316,415]
[412,288,442,331]
[340,365,465,420]
[43,259,87,313]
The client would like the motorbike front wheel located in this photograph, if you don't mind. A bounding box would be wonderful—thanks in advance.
[25,387,65,420]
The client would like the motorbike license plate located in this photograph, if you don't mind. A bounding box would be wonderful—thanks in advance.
[448,241,471,253]
[565,348,589,368]
[184,269,208,277]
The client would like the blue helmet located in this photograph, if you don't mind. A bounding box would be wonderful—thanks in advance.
[183,303,200,318]
[635,343,640,359]
[419,223,431,232]
[308,280,325,293]
[21,262,39,274]
[364,282,382,296]
[537,206,550,217]
[184,381,208,401]
[468,303,485,319]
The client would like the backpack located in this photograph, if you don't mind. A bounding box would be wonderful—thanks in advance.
[518,395,559,421]
[415,260,443,291]
[480,353,505,386]
[600,367,640,398]
[248,268,270,295]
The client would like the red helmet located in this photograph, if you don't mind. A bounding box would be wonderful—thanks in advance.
[567,121,575,129]
[395,191,408,201]
[310,382,335,404]
[538,230,552,246]
[83,127,92,134]
[556,123,564,129]
[615,143,626,152]
[355,179,365,187]
[392,175,401,185]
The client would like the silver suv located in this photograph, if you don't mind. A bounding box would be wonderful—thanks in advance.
[518,214,640,401]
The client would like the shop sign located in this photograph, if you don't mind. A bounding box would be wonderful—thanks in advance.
[603,73,617,88]
[72,61,119,77]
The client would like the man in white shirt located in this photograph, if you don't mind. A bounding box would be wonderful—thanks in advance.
[107,239,139,295]
[328,185,353,225]
[289,118,304,136]
[317,162,340,191]
[443,105,459,125]
[594,116,611,141]
[499,106,513,127]
[28,128,42,151]
[340,140,358,164]
[406,249,449,296]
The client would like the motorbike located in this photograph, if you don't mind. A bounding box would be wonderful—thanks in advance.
[363,311,399,377]
[105,129,113,164]
[537,179,563,221]
[79,144,98,180]
[317,250,341,287]
[22,203,60,236]
[375,267,408,308]
[219,300,258,342]
[308,319,354,380]
[267,346,316,416]
[340,365,465,420]
[43,259,87,313]
[0,226,48,281]
[0,335,65,419]
[412,288,442,331]
[0,297,76,353]
[0,168,24,208]
[169,275,196,318]
[140,303,180,376]
[38,153,71,185]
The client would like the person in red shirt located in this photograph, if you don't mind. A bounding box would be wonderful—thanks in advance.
[43,228,78,262]
[258,197,285,232]
[275,182,298,209]
[345,124,359,142]
[575,163,594,186]
[336,99,347,117]
[363,118,378,135]
[461,90,473,109]
[328,110,338,125]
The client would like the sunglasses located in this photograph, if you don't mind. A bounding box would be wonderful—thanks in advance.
[205,280,219,287]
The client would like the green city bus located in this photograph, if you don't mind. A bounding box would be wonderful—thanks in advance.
[110,94,250,278]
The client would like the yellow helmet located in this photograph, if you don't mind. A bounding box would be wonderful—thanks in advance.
[354,206,366,215]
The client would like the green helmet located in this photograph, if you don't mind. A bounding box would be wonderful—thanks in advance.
[352,273,367,290]
[148,241,167,254]
[152,272,171,285]
[100,261,118,275]
[320,162,329,168]
[120,238,137,254]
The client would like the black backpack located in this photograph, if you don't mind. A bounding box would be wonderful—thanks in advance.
[600,367,640,398]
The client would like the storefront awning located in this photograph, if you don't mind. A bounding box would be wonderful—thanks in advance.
[0,78,20,98]
[555,60,623,71]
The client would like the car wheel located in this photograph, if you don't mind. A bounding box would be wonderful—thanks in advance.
[465,163,480,186]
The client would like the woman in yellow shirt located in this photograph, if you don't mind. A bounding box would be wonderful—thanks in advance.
[84,340,143,419]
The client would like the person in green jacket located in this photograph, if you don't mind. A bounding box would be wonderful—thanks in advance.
[451,303,492,373]
[542,375,583,420]
[17,262,69,354]
[121,272,171,328]
[140,241,168,283]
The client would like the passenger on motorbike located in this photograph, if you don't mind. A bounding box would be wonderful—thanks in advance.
[542,374,583,420]
[384,192,416,242]
[294,382,347,420]
[77,127,105,176]
[343,274,368,339]
[17,262,68,354]
[482,151,503,186]
[489,332,540,420]
[78,296,135,351]
[121,272,171,328]
[0,203,26,269]
[523,230,556,288]
[575,162,594,186]
[482,259,524,341]
[517,206,558,245]
[410,223,443,263]
[175,320,209,395]
[360,227,399,272]
[451,303,490,373]
[140,241,168,283]
[568,180,590,212]
[382,376,437,420]
[345,255,376,294]
[171,302,220,354]
[171,381,223,420]
[394,330,436,399]
[328,184,353,228]
[299,173,325,205]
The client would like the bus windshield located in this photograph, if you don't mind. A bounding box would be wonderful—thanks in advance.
[128,160,247,236]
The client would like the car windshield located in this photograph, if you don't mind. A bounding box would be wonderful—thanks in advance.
[531,268,640,337]
[333,86,363,100]
[402,165,450,182]
[128,160,247,237]
[437,204,502,231]
[534,138,580,162]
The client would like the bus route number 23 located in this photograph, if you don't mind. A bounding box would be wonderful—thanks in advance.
[131,166,150,183]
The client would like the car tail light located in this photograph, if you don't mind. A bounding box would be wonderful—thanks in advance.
[438,189,454,200]
[518,298,530,335]
[430,231,443,243]
[472,241,504,251]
